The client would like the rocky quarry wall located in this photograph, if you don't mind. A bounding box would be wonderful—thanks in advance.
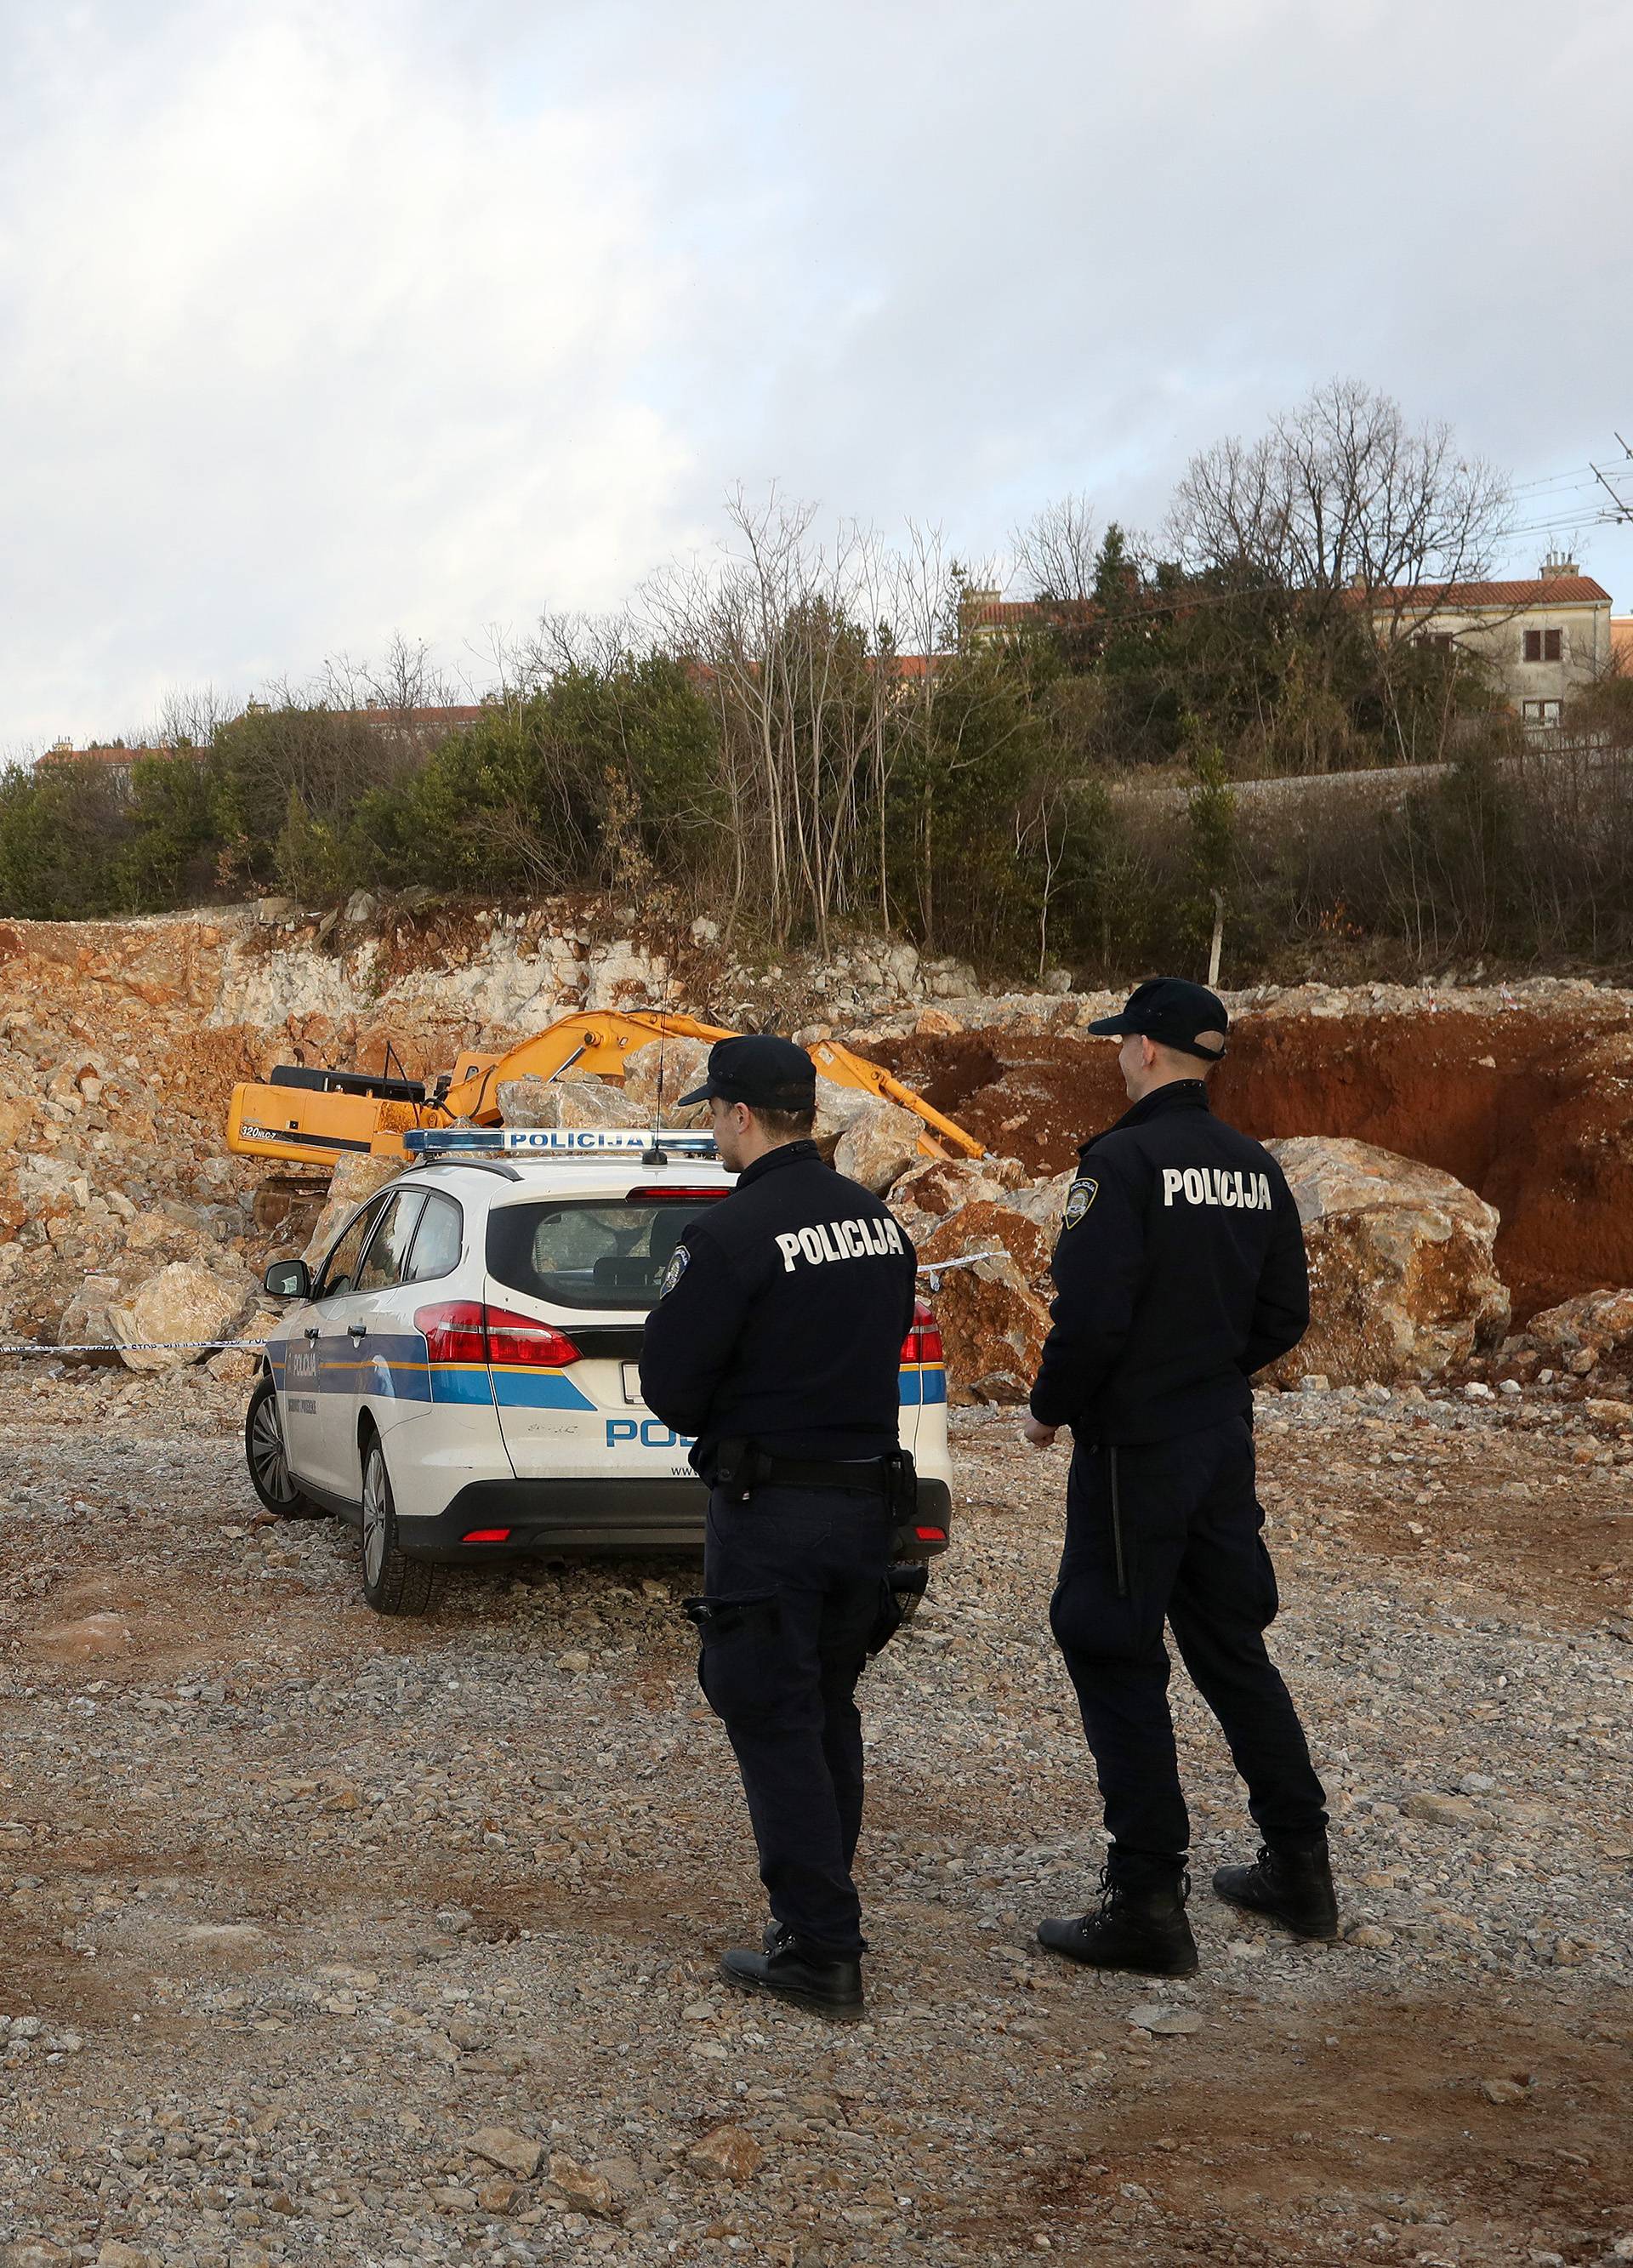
[1,903,1630,1410]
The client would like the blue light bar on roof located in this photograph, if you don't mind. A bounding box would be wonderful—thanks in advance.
[403,1125,718,1158]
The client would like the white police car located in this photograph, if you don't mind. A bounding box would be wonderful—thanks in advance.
[245,1128,953,1615]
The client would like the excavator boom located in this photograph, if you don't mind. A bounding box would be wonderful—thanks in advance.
[227,1009,982,1168]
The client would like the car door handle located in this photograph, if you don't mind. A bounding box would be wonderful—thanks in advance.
[304,1327,321,1341]
[347,1323,367,1340]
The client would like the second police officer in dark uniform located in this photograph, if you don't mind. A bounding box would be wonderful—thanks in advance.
[640,1035,918,2019]
[1023,979,1338,1977]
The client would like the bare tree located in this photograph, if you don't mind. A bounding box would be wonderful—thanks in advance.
[1170,380,1511,621]
[150,683,239,749]
[1012,492,1100,603]
[320,632,459,721]
[643,487,900,950]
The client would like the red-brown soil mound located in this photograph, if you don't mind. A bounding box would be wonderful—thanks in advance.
[878,1009,1633,1324]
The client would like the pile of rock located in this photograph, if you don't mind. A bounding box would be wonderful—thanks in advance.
[1265,1137,1511,1388]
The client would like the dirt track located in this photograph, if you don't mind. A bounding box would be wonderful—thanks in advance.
[2,1372,1630,2267]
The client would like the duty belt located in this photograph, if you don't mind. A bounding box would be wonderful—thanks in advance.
[713,1439,916,1513]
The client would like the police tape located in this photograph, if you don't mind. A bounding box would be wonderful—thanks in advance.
[0,1257,1011,1354]
[0,1337,269,1357]
[916,1250,1005,1286]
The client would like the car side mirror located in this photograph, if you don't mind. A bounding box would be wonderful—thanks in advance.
[264,1257,312,1301]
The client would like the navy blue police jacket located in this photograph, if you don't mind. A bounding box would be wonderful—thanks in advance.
[1029,1080,1309,1445]
[639,1137,919,1480]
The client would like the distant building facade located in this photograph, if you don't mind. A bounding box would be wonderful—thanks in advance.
[1370,559,1614,730]
[33,704,489,794]
[958,561,1618,732]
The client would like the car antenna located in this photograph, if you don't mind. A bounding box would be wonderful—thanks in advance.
[643,994,668,1166]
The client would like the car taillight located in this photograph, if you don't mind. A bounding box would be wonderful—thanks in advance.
[462,1527,513,1544]
[413,1300,489,1365]
[484,1306,582,1369]
[413,1302,581,1369]
[624,1187,725,1203]
[901,1298,944,1366]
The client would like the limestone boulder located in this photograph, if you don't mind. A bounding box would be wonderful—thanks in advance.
[890,1154,1018,1222]
[920,1241,1051,1404]
[497,1076,634,1131]
[56,1272,124,1357]
[617,1038,713,1128]
[106,1258,257,1371]
[1001,1168,1078,1240]
[919,1200,1054,1297]
[832,1097,925,1195]
[811,1074,874,1154]
[1264,1137,1510,1386]
[208,1307,283,1383]
[300,1151,402,1266]
[1521,1287,1633,1366]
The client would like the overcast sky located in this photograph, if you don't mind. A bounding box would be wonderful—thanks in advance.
[3,0,1629,752]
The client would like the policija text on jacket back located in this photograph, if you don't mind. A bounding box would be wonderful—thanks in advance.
[1023,978,1339,1979]
[640,1034,919,2019]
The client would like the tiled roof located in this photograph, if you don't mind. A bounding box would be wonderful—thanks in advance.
[36,743,185,769]
[343,704,486,726]
[965,597,1097,628]
[1372,576,1612,611]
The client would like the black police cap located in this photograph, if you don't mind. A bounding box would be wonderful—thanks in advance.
[677,1033,818,1112]
[1087,977,1229,1063]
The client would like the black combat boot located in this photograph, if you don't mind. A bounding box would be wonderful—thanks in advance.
[1212,1840,1338,1940]
[720,1937,864,2017]
[1037,1866,1199,1977]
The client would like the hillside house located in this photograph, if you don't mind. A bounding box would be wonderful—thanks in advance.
[1370,559,1614,729]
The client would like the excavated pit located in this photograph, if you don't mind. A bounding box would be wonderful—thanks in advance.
[877,1009,1633,1325]
[3,912,1631,1331]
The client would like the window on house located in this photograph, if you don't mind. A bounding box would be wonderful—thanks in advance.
[1523,627,1564,663]
[1522,698,1562,727]
[1416,632,1454,652]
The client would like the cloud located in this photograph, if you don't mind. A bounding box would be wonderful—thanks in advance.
[1,0,1627,748]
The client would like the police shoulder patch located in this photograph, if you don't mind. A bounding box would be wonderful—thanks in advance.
[1062,1177,1098,1229]
[658,1245,690,1298]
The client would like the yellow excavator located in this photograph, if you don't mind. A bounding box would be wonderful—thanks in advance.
[226,1008,982,1168]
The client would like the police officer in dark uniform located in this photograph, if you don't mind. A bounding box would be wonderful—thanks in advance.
[640,1035,918,2018]
[1024,979,1337,1976]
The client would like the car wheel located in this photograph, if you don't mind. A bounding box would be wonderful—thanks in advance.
[245,1376,327,1519]
[360,1434,436,1617]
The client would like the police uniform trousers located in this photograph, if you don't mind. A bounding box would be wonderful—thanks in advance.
[697,1483,894,1957]
[1050,1413,1327,1878]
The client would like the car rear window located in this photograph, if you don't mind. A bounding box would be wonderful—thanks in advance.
[486,1197,722,1312]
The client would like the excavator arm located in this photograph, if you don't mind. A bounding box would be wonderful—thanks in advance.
[226,1009,982,1167]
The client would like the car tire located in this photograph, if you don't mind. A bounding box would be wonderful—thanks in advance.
[245,1375,327,1519]
[360,1433,436,1617]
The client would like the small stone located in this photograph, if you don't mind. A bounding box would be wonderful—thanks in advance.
[1481,2077,1525,2105]
[689,2123,765,2182]
[1345,1924,1395,1948]
[468,2126,543,2181]
[548,2153,617,2215]
[1403,1790,1478,1826]
[556,1651,592,1673]
[1124,2002,1201,2035]
[476,2177,519,2214]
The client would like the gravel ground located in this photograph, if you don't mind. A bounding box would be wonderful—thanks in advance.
[1,1370,1630,2268]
